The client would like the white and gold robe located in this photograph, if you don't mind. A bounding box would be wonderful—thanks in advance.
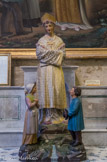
[36,34,67,111]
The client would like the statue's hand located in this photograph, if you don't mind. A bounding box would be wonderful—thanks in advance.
[34,99,39,108]
[63,109,68,120]
[34,99,38,102]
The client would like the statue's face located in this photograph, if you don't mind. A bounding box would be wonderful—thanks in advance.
[44,22,54,35]
[70,88,75,97]
[31,85,36,94]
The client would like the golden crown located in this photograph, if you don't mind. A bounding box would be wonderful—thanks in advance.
[41,13,56,24]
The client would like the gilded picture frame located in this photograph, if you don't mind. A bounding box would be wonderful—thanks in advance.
[0,48,107,60]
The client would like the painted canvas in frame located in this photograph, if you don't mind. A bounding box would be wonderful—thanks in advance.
[0,53,11,86]
[0,0,107,48]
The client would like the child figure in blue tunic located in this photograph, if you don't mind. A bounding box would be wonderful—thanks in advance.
[68,86,85,147]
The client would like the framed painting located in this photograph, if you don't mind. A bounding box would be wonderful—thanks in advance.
[0,53,11,86]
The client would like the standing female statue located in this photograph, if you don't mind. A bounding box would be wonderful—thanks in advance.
[36,13,67,125]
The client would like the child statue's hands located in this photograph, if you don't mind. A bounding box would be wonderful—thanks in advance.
[63,109,68,120]
[34,99,39,108]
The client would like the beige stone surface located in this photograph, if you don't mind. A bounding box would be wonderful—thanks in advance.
[64,59,107,86]
[11,59,38,86]
[10,58,107,86]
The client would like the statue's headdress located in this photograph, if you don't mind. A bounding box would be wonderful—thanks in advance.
[41,13,56,24]
[25,83,36,94]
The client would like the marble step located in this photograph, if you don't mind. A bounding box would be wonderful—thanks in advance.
[0,129,107,147]
[82,129,107,146]
[0,129,23,147]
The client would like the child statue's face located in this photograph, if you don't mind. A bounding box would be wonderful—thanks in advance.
[70,88,75,97]
[44,22,54,35]
[31,85,36,94]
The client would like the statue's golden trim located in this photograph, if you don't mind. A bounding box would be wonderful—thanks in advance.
[0,48,107,59]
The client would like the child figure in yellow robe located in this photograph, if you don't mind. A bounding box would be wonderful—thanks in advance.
[22,82,39,145]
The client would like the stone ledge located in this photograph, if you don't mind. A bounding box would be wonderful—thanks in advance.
[0,129,23,133]
[80,86,107,89]
[82,129,107,133]
[0,128,106,133]
[21,65,79,70]
[0,86,24,90]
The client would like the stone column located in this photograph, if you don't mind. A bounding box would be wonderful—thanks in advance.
[21,66,38,86]
[63,66,79,89]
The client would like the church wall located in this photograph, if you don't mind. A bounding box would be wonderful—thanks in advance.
[64,59,107,86]
[11,59,38,86]
[11,58,107,87]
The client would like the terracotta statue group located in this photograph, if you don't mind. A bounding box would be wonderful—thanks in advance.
[19,13,85,160]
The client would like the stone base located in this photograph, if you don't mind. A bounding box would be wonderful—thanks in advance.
[19,138,86,162]
[19,124,86,161]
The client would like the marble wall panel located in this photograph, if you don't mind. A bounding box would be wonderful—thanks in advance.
[0,96,20,120]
